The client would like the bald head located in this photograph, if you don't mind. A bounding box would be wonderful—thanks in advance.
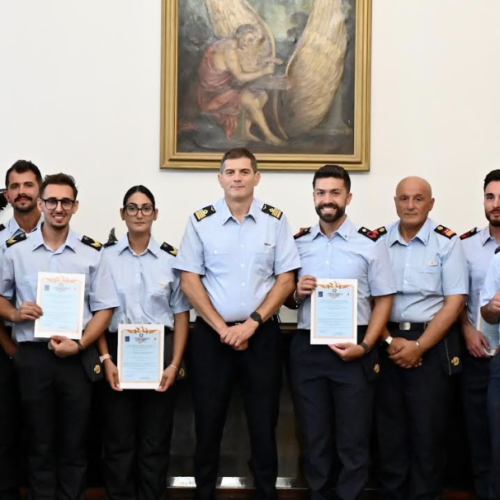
[395,176,433,198]
[394,176,435,233]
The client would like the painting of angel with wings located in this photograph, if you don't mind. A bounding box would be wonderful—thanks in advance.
[161,0,371,170]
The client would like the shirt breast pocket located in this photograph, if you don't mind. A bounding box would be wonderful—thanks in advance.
[19,274,38,302]
[204,248,230,275]
[418,265,442,293]
[145,283,171,317]
[254,246,275,276]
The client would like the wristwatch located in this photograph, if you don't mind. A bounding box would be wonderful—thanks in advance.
[384,336,394,348]
[250,311,264,326]
[76,340,86,351]
[359,341,371,354]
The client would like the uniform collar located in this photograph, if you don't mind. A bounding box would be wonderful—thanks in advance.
[117,234,160,257]
[483,226,498,246]
[389,217,432,246]
[31,225,78,253]
[313,216,353,242]
[220,198,259,225]
[7,214,43,237]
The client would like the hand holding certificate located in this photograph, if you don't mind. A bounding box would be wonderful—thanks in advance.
[34,272,85,340]
[118,324,164,389]
[311,279,358,345]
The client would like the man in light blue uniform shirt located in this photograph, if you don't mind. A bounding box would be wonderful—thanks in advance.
[175,148,300,500]
[0,160,43,500]
[459,169,500,500]
[376,176,468,500]
[0,173,118,500]
[290,165,395,500]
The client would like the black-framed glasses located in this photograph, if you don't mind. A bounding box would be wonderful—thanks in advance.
[124,204,155,216]
[42,198,76,210]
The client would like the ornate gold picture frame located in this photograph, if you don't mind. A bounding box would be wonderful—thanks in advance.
[161,0,371,171]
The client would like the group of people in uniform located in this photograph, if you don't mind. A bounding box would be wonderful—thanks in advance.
[0,148,500,500]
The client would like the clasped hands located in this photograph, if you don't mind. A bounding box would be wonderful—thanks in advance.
[388,337,423,368]
[219,319,258,351]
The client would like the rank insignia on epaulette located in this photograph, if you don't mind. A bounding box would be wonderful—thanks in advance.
[103,241,117,248]
[194,205,216,222]
[358,227,383,242]
[161,242,178,257]
[0,224,5,232]
[262,204,283,220]
[81,235,102,251]
[6,232,26,248]
[460,227,478,240]
[294,227,311,240]
[434,225,456,239]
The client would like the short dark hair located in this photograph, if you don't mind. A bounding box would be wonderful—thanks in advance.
[40,173,78,199]
[5,160,42,188]
[313,164,351,192]
[220,148,258,173]
[484,170,500,192]
[123,185,156,208]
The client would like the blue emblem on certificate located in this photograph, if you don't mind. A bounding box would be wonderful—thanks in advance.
[310,279,358,345]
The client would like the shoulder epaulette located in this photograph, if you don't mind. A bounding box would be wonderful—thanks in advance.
[434,225,456,239]
[0,224,5,232]
[262,204,283,220]
[294,227,311,240]
[6,232,27,248]
[194,205,216,222]
[81,235,102,251]
[358,227,383,242]
[103,241,117,248]
[161,242,178,257]
[460,227,478,240]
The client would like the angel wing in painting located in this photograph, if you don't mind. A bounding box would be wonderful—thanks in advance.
[198,0,348,147]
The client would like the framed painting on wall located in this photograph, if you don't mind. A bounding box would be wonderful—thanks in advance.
[161,0,371,171]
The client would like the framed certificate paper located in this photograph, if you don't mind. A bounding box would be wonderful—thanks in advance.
[34,272,85,339]
[118,324,164,389]
[311,279,358,345]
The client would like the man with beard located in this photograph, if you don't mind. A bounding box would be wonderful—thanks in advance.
[0,160,43,500]
[459,169,500,500]
[289,165,395,500]
[0,173,118,500]
[376,176,468,500]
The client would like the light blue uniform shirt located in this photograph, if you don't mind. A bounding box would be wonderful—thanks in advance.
[295,218,396,329]
[461,226,499,325]
[0,227,119,342]
[383,218,468,323]
[101,235,190,332]
[0,215,43,253]
[174,198,301,322]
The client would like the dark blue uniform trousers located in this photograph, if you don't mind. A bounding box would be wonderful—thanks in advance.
[289,328,373,500]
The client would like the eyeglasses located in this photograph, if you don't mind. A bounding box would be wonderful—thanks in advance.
[124,204,155,216]
[42,198,76,210]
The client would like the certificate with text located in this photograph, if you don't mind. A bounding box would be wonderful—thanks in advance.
[34,272,85,340]
[311,279,358,345]
[118,324,164,389]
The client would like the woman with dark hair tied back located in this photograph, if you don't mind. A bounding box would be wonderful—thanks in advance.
[97,185,190,500]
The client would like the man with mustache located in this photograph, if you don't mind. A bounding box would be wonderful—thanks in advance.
[376,176,468,500]
[289,165,395,500]
[459,169,500,500]
[0,160,43,500]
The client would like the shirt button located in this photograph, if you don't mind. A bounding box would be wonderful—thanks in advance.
[214,250,217,254]
[241,303,245,306]
[240,245,244,249]
[404,280,408,284]
[405,263,409,267]
[241,263,245,267]
[326,261,329,264]
[241,283,245,286]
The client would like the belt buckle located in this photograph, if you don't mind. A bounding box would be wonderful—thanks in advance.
[399,321,411,331]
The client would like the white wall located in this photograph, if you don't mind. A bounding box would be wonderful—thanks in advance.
[1,0,499,244]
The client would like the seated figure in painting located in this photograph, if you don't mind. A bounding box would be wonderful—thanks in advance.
[197,24,284,146]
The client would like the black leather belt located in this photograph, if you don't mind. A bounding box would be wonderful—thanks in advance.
[388,321,429,332]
